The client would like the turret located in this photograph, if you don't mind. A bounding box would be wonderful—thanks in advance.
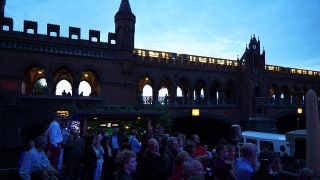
[240,35,265,70]
[0,0,5,17]
[114,0,136,51]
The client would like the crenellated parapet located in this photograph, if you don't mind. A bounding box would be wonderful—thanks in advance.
[24,20,37,34]
[89,30,100,42]
[68,26,80,40]
[0,17,12,31]
[47,24,60,37]
[0,17,117,46]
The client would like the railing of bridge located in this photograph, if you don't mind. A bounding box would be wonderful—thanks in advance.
[133,49,238,67]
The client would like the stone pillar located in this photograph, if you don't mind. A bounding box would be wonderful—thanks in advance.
[189,88,194,105]
[46,79,53,96]
[275,92,281,105]
[204,86,209,105]
[171,82,177,106]
[306,89,320,177]
[73,80,79,96]
[152,85,159,105]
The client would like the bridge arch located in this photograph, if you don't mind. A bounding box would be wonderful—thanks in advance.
[79,70,100,96]
[210,80,222,104]
[171,111,237,148]
[53,67,75,96]
[177,78,190,105]
[271,110,306,134]
[137,75,154,104]
[194,79,206,104]
[224,80,236,104]
[158,77,173,105]
[23,66,48,96]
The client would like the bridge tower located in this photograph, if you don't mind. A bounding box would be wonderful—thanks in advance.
[0,0,5,17]
[239,35,276,132]
[114,0,136,52]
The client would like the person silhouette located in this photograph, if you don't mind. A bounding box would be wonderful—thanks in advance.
[62,90,67,96]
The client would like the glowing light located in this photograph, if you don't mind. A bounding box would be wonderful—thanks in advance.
[56,110,69,117]
[100,124,107,127]
[125,126,129,129]
[84,74,88,77]
[192,109,200,116]
[137,117,141,120]
[297,108,303,114]
[38,71,42,74]
[94,117,98,120]
[145,77,149,81]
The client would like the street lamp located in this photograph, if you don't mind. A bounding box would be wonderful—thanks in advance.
[297,108,303,129]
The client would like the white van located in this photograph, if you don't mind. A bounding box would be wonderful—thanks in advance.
[242,131,291,155]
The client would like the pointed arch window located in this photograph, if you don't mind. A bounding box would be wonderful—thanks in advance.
[56,80,72,96]
[142,84,153,104]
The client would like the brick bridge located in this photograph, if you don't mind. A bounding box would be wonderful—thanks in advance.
[0,0,319,155]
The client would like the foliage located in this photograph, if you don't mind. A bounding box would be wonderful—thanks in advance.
[33,79,47,95]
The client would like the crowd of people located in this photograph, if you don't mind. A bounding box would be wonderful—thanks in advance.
[17,115,315,180]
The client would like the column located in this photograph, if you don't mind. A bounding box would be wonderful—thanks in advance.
[152,84,159,105]
[171,81,177,106]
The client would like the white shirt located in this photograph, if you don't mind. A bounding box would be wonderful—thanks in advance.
[19,148,51,180]
[45,120,63,146]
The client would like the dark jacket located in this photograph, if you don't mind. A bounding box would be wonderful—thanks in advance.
[139,150,167,180]
[162,149,177,177]
[85,145,98,179]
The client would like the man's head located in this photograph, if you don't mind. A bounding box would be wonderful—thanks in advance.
[191,134,200,145]
[167,137,179,154]
[183,159,205,178]
[147,138,159,154]
[240,143,256,161]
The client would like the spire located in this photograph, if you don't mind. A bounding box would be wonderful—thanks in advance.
[118,0,132,14]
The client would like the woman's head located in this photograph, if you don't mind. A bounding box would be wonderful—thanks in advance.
[115,150,137,174]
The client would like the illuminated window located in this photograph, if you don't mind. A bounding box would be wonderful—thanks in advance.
[217,60,225,65]
[208,58,215,64]
[269,66,275,71]
[308,71,313,75]
[189,56,196,62]
[291,69,296,73]
[149,51,159,58]
[199,57,207,63]
[226,61,232,66]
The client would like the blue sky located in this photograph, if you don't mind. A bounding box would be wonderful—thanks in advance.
[5,0,320,71]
